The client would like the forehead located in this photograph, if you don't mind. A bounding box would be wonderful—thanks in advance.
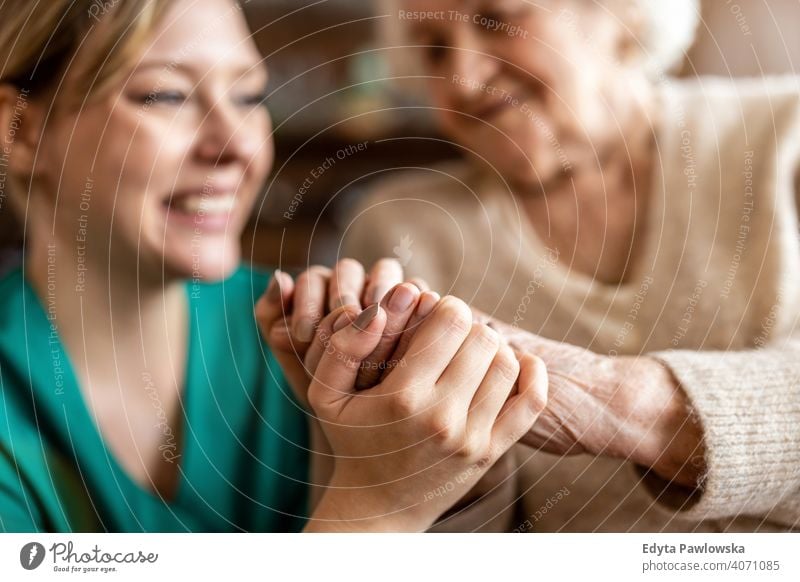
[400,0,470,13]
[138,0,262,72]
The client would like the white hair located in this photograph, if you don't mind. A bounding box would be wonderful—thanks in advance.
[378,0,701,79]
[638,0,700,75]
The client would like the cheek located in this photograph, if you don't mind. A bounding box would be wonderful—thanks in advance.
[39,115,129,224]
[250,124,274,184]
[427,90,470,140]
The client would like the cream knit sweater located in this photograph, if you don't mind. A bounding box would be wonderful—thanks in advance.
[343,77,800,532]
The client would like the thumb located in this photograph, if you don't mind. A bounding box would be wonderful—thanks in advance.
[308,303,387,416]
[255,270,294,350]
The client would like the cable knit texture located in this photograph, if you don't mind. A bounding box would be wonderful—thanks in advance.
[344,76,800,532]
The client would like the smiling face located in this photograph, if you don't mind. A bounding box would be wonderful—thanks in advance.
[398,0,644,189]
[32,0,272,283]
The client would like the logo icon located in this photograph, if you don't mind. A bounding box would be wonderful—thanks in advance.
[20,542,46,570]
[393,235,414,267]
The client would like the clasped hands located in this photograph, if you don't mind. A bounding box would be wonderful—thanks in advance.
[256,259,706,531]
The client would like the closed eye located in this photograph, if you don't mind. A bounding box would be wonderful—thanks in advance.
[237,92,270,108]
[139,90,187,105]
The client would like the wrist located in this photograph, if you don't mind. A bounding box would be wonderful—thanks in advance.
[305,486,428,533]
[621,357,706,487]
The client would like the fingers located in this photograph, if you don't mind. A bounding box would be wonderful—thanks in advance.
[363,258,403,306]
[490,354,548,451]
[435,323,501,403]
[409,277,431,293]
[307,304,388,415]
[304,305,361,378]
[354,283,421,391]
[293,266,332,344]
[387,291,440,370]
[466,343,520,437]
[255,270,295,351]
[329,258,366,311]
[387,296,473,387]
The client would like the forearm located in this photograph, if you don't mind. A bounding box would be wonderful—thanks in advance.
[615,356,706,487]
[308,420,334,512]
[303,485,428,533]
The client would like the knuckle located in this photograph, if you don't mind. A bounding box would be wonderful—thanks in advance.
[428,410,462,449]
[374,257,402,272]
[390,391,421,418]
[328,334,360,363]
[294,271,312,292]
[471,324,500,354]
[428,418,454,443]
[529,385,548,416]
[527,357,549,414]
[308,265,332,278]
[336,257,364,273]
[493,348,520,384]
[306,386,323,411]
[460,433,489,461]
[254,297,269,322]
[437,297,472,337]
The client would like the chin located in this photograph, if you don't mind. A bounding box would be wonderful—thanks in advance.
[159,239,243,284]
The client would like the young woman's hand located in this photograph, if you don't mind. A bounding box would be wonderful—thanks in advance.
[255,259,402,405]
[303,296,548,532]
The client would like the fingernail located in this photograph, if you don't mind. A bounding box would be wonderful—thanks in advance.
[387,285,415,313]
[333,312,353,332]
[353,304,380,331]
[416,292,440,318]
[267,272,282,303]
[294,318,315,343]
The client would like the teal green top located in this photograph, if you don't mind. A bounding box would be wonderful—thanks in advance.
[0,266,309,532]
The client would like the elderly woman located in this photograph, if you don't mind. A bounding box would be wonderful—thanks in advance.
[0,0,545,532]
[344,0,800,531]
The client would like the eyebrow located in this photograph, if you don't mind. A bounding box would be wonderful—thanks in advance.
[131,60,267,79]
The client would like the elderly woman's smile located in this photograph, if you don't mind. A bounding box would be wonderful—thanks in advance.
[397,0,657,190]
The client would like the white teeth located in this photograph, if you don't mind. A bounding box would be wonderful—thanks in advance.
[171,194,236,215]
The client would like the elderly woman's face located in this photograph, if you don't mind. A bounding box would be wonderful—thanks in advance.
[35,0,272,282]
[400,0,637,188]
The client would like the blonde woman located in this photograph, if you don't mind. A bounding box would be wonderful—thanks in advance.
[0,0,546,532]
[346,0,800,531]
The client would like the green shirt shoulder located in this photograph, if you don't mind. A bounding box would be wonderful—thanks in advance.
[0,266,309,532]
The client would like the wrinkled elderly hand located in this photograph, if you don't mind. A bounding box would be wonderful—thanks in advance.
[473,310,707,488]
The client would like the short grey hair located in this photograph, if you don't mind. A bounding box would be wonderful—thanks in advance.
[378,0,700,80]
[638,0,700,75]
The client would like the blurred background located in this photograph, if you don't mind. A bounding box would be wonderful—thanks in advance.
[5,1,796,272]
[240,0,800,272]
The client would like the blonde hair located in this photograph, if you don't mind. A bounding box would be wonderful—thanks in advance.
[0,0,174,246]
[0,0,174,101]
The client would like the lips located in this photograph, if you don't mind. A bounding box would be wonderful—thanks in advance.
[163,185,241,231]
[168,191,237,214]
[474,99,515,121]
[468,81,545,123]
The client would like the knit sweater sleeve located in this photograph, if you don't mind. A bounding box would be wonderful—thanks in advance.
[643,166,800,525]
[644,342,800,526]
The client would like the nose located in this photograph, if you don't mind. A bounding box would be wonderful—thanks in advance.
[195,100,261,166]
[446,30,499,100]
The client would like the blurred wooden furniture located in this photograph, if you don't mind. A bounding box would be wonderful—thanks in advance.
[243,0,459,271]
